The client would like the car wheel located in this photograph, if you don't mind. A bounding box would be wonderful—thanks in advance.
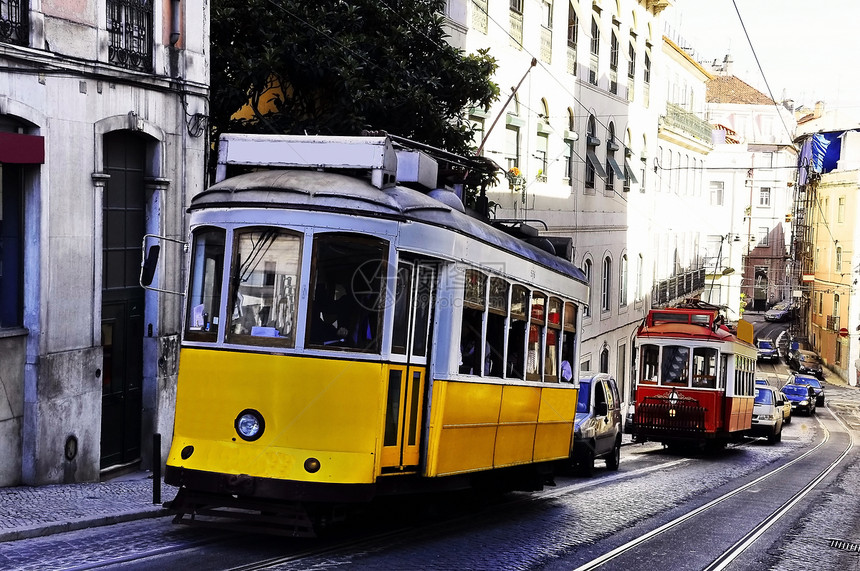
[605,439,621,471]
[578,447,595,477]
[767,427,779,444]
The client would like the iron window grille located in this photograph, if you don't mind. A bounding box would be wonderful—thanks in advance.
[107,0,153,72]
[0,0,28,46]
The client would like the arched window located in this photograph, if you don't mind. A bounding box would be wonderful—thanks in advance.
[606,122,616,190]
[536,99,550,181]
[585,115,606,190]
[599,345,610,373]
[836,246,843,272]
[564,108,576,182]
[505,95,522,171]
[583,258,592,317]
[589,9,600,85]
[619,254,628,306]
[602,256,611,312]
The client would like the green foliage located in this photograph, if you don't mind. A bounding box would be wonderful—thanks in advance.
[210,0,501,202]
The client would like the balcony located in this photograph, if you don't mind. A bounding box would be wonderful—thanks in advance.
[471,0,488,33]
[661,103,713,145]
[540,27,552,63]
[0,0,28,46]
[651,268,706,306]
[509,10,523,48]
[567,46,577,75]
[826,315,840,331]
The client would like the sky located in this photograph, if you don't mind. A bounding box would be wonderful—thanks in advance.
[667,0,860,112]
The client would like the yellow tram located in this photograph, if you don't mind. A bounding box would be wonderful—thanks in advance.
[161,135,590,533]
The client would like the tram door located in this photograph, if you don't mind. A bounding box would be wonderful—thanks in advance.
[380,260,436,470]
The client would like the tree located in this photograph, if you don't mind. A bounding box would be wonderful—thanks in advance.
[210,0,501,201]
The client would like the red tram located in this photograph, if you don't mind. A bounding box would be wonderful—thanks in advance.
[632,304,755,448]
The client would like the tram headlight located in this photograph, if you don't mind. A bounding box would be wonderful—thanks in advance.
[235,409,265,441]
[800,400,808,405]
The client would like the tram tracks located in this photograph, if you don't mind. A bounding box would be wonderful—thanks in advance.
[53,412,851,570]
[573,406,855,571]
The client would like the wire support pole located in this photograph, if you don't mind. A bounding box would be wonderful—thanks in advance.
[475,57,537,158]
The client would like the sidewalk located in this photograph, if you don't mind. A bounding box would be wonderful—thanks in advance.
[0,471,177,543]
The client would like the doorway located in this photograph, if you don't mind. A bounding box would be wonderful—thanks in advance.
[100,131,147,470]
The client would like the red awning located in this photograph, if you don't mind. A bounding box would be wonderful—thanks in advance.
[0,132,45,164]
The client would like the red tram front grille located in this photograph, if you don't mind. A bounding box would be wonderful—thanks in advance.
[636,399,706,434]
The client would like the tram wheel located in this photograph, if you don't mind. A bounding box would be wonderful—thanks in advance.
[605,440,621,471]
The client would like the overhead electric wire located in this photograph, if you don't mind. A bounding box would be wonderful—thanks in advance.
[729,0,796,145]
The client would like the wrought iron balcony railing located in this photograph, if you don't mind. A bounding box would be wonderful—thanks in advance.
[662,102,713,144]
[651,268,706,306]
[107,0,153,72]
[0,0,29,46]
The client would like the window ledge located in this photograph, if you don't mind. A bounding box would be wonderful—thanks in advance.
[0,327,28,339]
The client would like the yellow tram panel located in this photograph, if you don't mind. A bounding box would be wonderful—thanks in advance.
[426,380,503,476]
[168,348,385,484]
[426,380,578,477]
[494,385,540,467]
[534,387,577,461]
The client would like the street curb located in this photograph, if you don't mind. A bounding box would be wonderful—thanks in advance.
[0,507,172,543]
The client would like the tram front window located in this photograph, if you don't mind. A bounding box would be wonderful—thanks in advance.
[305,233,387,353]
[692,347,718,388]
[639,344,659,384]
[661,345,690,386]
[186,228,225,342]
[228,228,302,347]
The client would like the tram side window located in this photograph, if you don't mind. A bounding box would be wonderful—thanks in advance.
[526,293,546,381]
[228,228,302,347]
[692,347,717,388]
[185,228,225,342]
[544,297,562,382]
[486,277,509,377]
[640,344,659,383]
[460,269,486,375]
[305,233,388,353]
[661,345,689,386]
[507,285,529,379]
[560,302,578,382]
[719,354,728,389]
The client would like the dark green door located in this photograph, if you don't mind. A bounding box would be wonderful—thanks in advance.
[100,132,146,470]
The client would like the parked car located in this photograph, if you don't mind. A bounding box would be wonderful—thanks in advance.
[756,338,779,362]
[573,374,623,475]
[764,302,792,322]
[780,393,792,424]
[749,385,784,444]
[787,349,824,379]
[790,374,825,406]
[781,383,817,415]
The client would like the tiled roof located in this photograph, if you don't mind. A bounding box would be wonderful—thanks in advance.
[706,75,775,105]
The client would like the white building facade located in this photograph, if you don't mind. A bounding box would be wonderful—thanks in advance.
[704,74,798,318]
[0,1,208,485]
[445,0,671,405]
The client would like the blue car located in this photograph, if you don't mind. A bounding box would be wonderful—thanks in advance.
[791,374,825,406]
[781,383,816,415]
[756,338,779,362]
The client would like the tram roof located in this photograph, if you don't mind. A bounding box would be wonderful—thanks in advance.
[636,322,735,343]
[191,169,588,284]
